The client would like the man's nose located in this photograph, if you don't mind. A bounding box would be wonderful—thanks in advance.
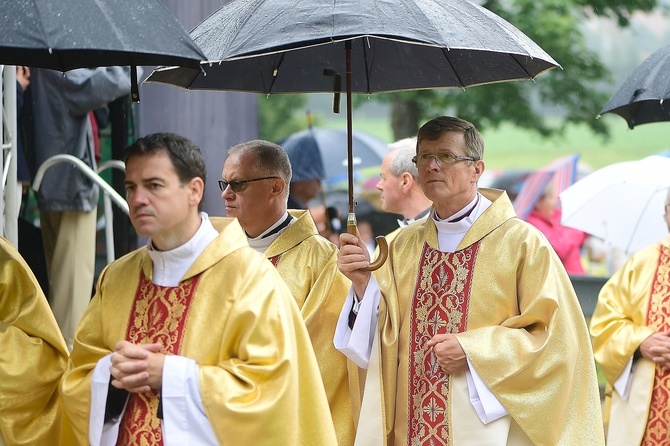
[128,188,148,205]
[221,185,234,200]
[426,155,440,170]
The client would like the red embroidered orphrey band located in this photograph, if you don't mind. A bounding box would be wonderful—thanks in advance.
[116,270,201,446]
[407,242,479,445]
[269,254,282,267]
[641,245,670,445]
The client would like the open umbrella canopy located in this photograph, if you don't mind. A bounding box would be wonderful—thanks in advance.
[599,44,670,129]
[144,0,559,270]
[0,0,206,71]
[513,154,580,220]
[560,155,670,255]
[279,127,387,188]
[147,0,559,93]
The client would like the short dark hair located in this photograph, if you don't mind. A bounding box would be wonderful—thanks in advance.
[123,133,207,209]
[228,140,292,199]
[417,116,484,161]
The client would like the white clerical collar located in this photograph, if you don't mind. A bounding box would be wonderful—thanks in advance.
[147,212,219,287]
[247,212,294,253]
[397,207,431,228]
[432,193,492,252]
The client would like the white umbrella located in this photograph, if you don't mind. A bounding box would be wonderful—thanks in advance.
[559,155,670,255]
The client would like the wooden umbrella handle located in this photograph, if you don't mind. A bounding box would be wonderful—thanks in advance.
[367,235,388,271]
[347,214,388,271]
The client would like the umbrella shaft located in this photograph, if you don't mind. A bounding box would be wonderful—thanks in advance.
[346,41,354,214]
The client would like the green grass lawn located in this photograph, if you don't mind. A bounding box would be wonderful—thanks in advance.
[320,113,668,172]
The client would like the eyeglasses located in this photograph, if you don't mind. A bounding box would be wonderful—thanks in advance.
[218,176,279,193]
[411,152,477,167]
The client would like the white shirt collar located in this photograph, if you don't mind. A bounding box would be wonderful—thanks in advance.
[397,207,431,228]
[432,193,492,252]
[147,212,219,287]
[247,211,294,253]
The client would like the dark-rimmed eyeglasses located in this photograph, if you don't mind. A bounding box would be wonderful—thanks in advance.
[411,153,477,167]
[218,176,279,193]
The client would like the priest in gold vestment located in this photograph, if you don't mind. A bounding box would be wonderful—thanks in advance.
[0,237,69,446]
[60,133,337,446]
[590,190,670,446]
[221,140,354,445]
[336,117,604,446]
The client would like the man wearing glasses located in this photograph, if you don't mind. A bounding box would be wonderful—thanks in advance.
[220,140,355,446]
[61,133,337,445]
[335,116,604,445]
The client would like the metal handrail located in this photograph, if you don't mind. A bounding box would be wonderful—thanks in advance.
[2,151,10,186]
[32,154,128,214]
[32,154,129,264]
[2,65,18,245]
[96,160,126,263]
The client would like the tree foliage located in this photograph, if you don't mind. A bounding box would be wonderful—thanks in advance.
[257,94,311,142]
[376,0,660,140]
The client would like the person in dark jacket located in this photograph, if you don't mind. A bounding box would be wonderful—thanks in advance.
[23,67,130,348]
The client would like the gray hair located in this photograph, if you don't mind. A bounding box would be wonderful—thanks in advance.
[228,140,292,199]
[417,116,484,161]
[387,137,418,180]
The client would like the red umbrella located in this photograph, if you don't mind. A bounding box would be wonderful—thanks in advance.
[513,154,580,220]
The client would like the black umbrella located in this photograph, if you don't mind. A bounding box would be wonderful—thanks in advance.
[1,0,206,100]
[146,0,560,268]
[599,44,670,129]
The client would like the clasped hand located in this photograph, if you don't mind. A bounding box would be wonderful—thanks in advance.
[426,333,467,375]
[110,341,165,393]
[640,331,670,369]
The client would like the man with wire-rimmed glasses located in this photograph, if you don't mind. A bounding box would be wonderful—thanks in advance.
[220,140,355,446]
[335,116,604,445]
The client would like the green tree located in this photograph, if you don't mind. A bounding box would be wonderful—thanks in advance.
[257,94,312,142]
[369,0,659,140]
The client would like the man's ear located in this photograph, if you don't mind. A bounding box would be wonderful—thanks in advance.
[188,177,205,206]
[401,172,413,190]
[271,177,285,197]
[473,160,485,179]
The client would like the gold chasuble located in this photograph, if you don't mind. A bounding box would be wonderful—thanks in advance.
[264,210,355,446]
[0,237,69,446]
[369,189,603,446]
[61,218,337,446]
[591,237,670,445]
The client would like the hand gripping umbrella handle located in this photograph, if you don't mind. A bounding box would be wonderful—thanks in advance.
[347,213,388,271]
